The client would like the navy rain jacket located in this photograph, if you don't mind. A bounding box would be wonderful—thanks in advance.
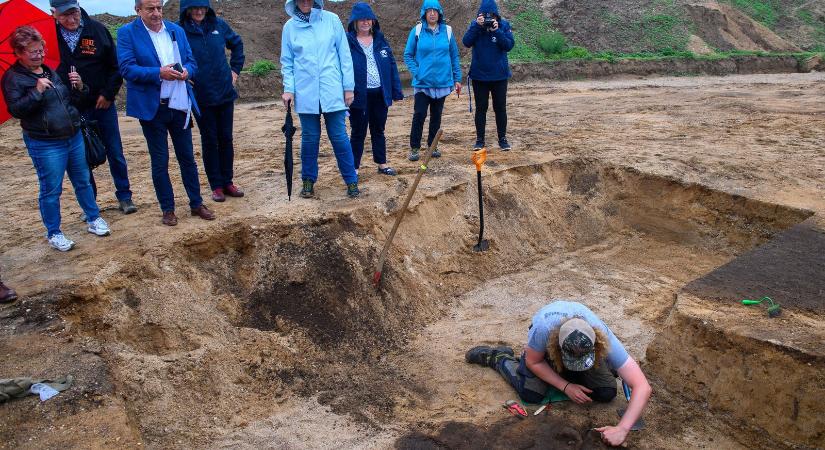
[179,0,245,107]
[462,0,514,81]
[346,2,404,110]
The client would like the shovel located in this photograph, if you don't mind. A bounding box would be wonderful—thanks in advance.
[617,380,646,431]
[373,130,444,288]
[472,149,489,252]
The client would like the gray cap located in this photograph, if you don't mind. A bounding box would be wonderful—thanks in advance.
[50,0,80,14]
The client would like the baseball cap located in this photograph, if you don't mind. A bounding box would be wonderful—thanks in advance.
[50,0,80,14]
[558,318,596,371]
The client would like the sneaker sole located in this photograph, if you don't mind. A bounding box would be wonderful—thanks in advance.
[88,228,111,237]
[50,242,75,252]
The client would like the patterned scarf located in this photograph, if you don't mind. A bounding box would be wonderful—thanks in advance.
[59,19,84,53]
[294,1,321,22]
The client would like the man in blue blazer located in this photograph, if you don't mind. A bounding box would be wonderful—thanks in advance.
[118,0,215,226]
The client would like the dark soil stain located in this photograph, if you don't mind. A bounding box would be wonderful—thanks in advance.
[684,219,825,313]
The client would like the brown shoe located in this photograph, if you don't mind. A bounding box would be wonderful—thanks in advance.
[224,184,244,198]
[0,280,18,304]
[191,205,216,220]
[162,210,178,226]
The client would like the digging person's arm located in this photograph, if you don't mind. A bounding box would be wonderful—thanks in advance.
[524,348,593,403]
[596,357,652,446]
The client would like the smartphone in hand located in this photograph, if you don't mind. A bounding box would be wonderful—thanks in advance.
[172,62,184,73]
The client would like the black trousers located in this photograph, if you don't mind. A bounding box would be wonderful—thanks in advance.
[472,79,508,143]
[410,92,446,149]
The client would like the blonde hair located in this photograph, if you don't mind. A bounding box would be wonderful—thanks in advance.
[545,317,610,371]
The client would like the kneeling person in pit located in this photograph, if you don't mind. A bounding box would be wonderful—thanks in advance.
[466,300,651,447]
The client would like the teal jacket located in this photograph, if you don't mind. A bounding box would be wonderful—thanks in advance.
[403,0,462,89]
[280,0,354,114]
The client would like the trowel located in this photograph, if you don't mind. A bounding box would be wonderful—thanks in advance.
[617,380,646,431]
[472,149,489,252]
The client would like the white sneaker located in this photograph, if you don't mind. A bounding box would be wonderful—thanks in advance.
[48,233,75,252]
[87,217,111,236]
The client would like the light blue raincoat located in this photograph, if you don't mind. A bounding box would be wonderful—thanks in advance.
[280,0,355,114]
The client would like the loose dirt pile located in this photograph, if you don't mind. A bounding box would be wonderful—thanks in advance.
[1,73,824,449]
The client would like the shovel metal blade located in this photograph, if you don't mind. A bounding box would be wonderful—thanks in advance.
[473,239,489,252]
[617,408,645,431]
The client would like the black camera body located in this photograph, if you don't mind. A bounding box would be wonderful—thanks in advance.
[482,13,496,30]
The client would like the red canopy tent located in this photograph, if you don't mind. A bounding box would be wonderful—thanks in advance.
[0,0,59,124]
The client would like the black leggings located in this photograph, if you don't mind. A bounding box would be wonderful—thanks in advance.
[410,92,446,149]
[472,79,508,143]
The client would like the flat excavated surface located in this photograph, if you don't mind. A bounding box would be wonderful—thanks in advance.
[685,219,825,313]
[1,73,824,449]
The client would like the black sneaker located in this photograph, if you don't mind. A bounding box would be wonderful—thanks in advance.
[465,345,515,368]
[498,137,512,151]
[346,182,360,198]
[119,199,138,214]
[300,179,314,198]
[431,148,441,158]
[474,140,485,150]
[408,148,420,161]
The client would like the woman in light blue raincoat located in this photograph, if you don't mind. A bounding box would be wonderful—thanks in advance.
[280,0,360,198]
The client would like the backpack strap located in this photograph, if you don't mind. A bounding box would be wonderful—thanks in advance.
[415,22,453,43]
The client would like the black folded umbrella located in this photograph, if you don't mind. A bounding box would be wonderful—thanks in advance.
[281,103,297,200]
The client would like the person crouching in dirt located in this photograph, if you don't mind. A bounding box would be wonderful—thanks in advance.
[403,0,462,162]
[466,300,651,447]
[462,0,514,152]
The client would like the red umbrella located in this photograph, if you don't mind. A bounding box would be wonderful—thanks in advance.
[0,0,59,124]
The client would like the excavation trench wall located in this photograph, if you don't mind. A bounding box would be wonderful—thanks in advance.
[26,159,812,448]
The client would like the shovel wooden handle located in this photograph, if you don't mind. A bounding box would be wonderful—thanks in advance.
[373,130,444,287]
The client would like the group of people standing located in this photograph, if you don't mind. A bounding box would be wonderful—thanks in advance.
[1,0,515,245]
[280,0,514,197]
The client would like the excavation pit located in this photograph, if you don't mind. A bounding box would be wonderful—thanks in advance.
[0,159,816,449]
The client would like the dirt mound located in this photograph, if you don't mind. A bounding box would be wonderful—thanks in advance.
[685,2,800,52]
[395,417,609,449]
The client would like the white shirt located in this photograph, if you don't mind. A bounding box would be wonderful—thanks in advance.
[142,20,175,66]
[141,19,191,124]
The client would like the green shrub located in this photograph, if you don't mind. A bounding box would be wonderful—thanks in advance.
[248,59,278,77]
[537,31,567,55]
[560,46,591,59]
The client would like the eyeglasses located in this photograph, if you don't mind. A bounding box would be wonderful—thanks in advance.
[59,9,81,17]
[24,48,45,56]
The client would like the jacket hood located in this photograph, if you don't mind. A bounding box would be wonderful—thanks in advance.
[419,0,444,23]
[284,0,323,18]
[347,2,380,33]
[477,0,499,16]
[179,0,216,24]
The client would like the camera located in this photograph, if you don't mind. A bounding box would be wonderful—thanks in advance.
[482,13,496,30]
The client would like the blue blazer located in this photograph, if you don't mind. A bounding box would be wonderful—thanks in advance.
[117,18,199,120]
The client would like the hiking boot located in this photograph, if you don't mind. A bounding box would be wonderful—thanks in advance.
[431,148,441,158]
[119,199,138,214]
[408,148,420,162]
[465,345,515,369]
[300,179,314,198]
[0,279,18,304]
[87,217,111,236]
[48,233,75,252]
[346,182,360,198]
[499,137,512,151]
[474,140,485,150]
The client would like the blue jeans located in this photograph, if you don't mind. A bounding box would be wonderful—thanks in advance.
[24,132,100,238]
[349,88,389,169]
[138,104,203,212]
[194,101,235,190]
[81,102,132,201]
[298,110,358,185]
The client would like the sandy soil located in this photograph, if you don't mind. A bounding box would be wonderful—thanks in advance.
[1,72,824,449]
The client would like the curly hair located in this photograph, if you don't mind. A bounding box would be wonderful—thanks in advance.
[10,26,43,54]
[545,317,611,371]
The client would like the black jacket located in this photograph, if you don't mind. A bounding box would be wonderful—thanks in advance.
[55,8,122,110]
[1,62,87,140]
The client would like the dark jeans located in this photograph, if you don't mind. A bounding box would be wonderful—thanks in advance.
[195,101,235,191]
[496,352,617,404]
[138,104,203,212]
[349,88,389,169]
[81,102,132,201]
[472,79,508,143]
[410,92,446,149]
